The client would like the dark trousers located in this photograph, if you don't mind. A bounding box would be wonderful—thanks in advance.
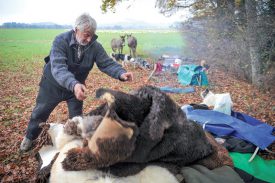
[26,76,83,140]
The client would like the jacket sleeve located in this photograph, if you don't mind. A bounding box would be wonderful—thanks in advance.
[50,35,79,92]
[95,42,126,80]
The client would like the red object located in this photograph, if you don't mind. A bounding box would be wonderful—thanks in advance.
[156,62,162,73]
[172,63,180,68]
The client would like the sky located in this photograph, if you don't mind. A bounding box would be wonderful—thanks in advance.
[0,0,187,26]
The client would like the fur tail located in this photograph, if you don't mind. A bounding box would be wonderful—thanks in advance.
[96,88,115,106]
[96,88,110,98]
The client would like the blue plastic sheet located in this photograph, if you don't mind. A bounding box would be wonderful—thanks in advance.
[159,86,195,94]
[182,105,275,149]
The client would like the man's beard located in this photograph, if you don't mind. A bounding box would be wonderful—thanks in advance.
[76,36,88,46]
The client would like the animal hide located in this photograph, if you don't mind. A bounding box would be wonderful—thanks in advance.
[195,132,233,169]
[38,123,179,183]
[62,108,139,170]
[62,86,231,177]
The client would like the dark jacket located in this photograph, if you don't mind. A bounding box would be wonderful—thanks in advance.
[43,30,126,92]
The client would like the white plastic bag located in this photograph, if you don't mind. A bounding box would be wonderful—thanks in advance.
[202,91,233,115]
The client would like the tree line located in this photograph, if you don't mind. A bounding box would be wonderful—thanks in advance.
[0,22,72,29]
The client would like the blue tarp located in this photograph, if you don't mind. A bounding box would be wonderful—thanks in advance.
[231,111,264,126]
[159,86,195,94]
[182,105,275,149]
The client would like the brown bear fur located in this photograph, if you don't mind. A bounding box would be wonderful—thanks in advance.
[62,86,221,176]
[196,132,233,169]
[93,88,152,126]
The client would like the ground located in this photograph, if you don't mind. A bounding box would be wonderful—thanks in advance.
[0,62,274,182]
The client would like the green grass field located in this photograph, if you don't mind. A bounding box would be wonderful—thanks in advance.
[0,29,185,71]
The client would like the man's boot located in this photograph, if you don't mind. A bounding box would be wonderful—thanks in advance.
[20,136,33,152]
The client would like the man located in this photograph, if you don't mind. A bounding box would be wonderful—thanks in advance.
[20,13,133,151]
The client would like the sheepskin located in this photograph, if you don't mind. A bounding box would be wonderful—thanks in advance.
[52,138,178,183]
[62,86,217,177]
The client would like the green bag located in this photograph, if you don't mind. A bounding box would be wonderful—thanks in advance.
[230,152,275,183]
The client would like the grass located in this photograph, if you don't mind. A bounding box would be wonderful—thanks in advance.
[97,30,185,58]
[0,28,185,71]
[0,29,61,71]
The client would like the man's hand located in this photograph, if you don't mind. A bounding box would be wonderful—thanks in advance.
[74,83,87,101]
[120,72,133,81]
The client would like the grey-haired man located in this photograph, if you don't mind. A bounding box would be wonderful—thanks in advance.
[20,13,133,151]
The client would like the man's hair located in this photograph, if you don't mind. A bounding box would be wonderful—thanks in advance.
[75,13,97,34]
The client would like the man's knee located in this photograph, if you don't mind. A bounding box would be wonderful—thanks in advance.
[31,103,55,121]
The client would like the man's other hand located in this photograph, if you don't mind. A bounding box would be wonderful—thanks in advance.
[120,72,133,81]
[74,83,87,101]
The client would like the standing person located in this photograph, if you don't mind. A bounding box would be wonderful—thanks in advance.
[200,60,210,74]
[20,13,133,152]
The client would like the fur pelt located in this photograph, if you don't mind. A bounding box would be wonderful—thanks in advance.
[36,152,59,182]
[64,115,103,139]
[195,132,233,169]
[98,132,233,177]
[47,124,179,183]
[93,87,152,126]
[62,86,221,177]
[62,107,139,170]
[37,122,232,182]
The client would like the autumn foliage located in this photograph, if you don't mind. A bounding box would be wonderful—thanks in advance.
[0,63,274,182]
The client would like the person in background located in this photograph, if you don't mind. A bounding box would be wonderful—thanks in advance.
[20,13,133,152]
[200,60,210,74]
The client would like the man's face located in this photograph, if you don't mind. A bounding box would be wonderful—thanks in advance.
[75,28,93,46]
